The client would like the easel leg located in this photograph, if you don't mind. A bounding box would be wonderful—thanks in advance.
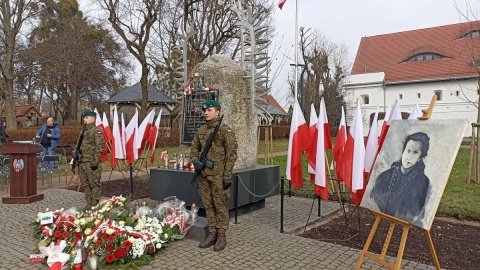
[381,222,396,259]
[355,215,382,270]
[425,230,441,270]
[393,225,411,269]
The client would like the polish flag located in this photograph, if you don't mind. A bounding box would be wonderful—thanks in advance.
[278,0,287,10]
[102,112,113,142]
[112,106,124,166]
[94,109,108,163]
[313,98,332,201]
[378,99,401,151]
[147,109,162,164]
[332,106,346,180]
[121,113,127,159]
[286,101,311,189]
[341,99,365,205]
[136,110,155,157]
[364,106,379,178]
[306,104,318,181]
[408,103,422,120]
[125,109,139,164]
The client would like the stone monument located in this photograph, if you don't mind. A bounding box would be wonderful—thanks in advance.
[192,54,258,169]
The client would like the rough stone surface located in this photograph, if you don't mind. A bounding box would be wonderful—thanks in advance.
[193,54,257,170]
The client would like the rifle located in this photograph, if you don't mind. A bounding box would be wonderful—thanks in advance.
[71,126,86,174]
[191,115,224,188]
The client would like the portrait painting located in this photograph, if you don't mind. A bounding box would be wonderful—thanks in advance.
[361,119,467,230]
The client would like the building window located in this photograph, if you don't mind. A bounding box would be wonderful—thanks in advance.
[417,93,421,98]
[404,53,446,63]
[434,90,442,101]
[399,94,403,99]
[456,91,460,96]
[461,30,480,39]
[361,94,369,104]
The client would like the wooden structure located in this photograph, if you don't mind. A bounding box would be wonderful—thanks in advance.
[2,143,43,204]
[355,96,440,270]
[467,123,480,184]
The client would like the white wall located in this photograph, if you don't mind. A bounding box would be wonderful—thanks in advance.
[345,76,478,137]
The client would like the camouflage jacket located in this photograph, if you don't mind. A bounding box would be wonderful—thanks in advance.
[79,123,105,163]
[190,117,238,178]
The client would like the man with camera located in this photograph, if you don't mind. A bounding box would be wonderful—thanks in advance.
[190,100,238,252]
[78,110,105,210]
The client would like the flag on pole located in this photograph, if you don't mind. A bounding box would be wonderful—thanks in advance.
[306,103,318,181]
[313,98,332,200]
[408,103,422,120]
[286,101,311,189]
[94,109,108,163]
[378,99,401,151]
[102,112,113,142]
[278,0,287,10]
[341,99,365,205]
[112,106,124,167]
[125,109,138,164]
[148,109,162,164]
[364,106,379,178]
[136,110,155,157]
[332,106,346,180]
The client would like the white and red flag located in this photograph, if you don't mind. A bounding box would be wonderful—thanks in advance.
[94,109,108,163]
[102,112,113,142]
[112,106,124,167]
[332,106,346,180]
[341,99,365,205]
[278,0,287,10]
[136,109,155,157]
[364,106,379,178]
[378,99,401,151]
[313,98,332,201]
[125,109,139,164]
[306,103,318,181]
[286,101,311,190]
[147,109,162,164]
[408,103,422,120]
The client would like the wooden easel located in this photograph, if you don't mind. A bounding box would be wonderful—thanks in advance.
[355,95,440,270]
[66,165,81,192]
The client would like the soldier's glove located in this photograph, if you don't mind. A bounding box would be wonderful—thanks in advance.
[90,162,98,171]
[193,159,204,171]
[222,178,232,190]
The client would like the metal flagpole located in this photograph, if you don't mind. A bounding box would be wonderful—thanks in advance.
[294,0,299,101]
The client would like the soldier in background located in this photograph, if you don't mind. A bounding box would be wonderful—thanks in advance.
[190,100,238,252]
[79,111,105,210]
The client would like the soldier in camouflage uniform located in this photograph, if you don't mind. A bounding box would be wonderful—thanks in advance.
[79,111,105,210]
[190,100,238,252]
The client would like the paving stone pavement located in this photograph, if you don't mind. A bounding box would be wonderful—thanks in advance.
[0,184,440,270]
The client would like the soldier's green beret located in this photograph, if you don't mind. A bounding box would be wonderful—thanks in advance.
[82,110,97,117]
[202,100,221,111]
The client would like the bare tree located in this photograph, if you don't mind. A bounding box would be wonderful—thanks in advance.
[0,0,37,129]
[98,0,164,120]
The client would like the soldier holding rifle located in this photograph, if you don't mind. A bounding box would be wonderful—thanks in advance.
[74,111,105,210]
[190,100,238,252]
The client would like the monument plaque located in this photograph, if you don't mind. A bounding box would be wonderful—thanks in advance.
[181,89,218,144]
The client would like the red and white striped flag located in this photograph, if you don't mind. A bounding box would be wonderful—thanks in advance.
[378,99,401,151]
[102,112,113,142]
[286,101,311,189]
[125,109,138,164]
[136,109,155,157]
[313,98,332,201]
[341,100,365,205]
[112,106,124,166]
[332,106,346,180]
[94,109,108,163]
[147,109,162,164]
[306,103,318,180]
[278,0,287,10]
[364,106,379,178]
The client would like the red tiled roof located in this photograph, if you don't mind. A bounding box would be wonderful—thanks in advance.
[1,104,42,118]
[351,21,480,83]
[256,94,287,113]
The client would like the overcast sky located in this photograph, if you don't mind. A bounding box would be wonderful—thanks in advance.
[270,0,475,107]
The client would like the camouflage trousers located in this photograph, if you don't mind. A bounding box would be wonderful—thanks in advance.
[198,175,229,232]
[79,162,103,209]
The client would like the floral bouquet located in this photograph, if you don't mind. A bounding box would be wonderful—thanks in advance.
[31,195,195,268]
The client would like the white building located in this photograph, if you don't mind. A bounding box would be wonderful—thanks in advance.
[345,21,480,137]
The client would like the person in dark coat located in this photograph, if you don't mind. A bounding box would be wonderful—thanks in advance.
[36,117,61,169]
[370,132,431,227]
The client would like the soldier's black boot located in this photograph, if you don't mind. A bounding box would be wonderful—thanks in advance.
[214,232,226,251]
[199,230,217,248]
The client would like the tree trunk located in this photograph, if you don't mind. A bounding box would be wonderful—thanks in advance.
[139,56,149,121]
[4,35,17,130]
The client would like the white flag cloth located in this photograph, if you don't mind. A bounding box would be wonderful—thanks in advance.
[408,103,422,120]
[364,106,379,173]
[112,106,124,159]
